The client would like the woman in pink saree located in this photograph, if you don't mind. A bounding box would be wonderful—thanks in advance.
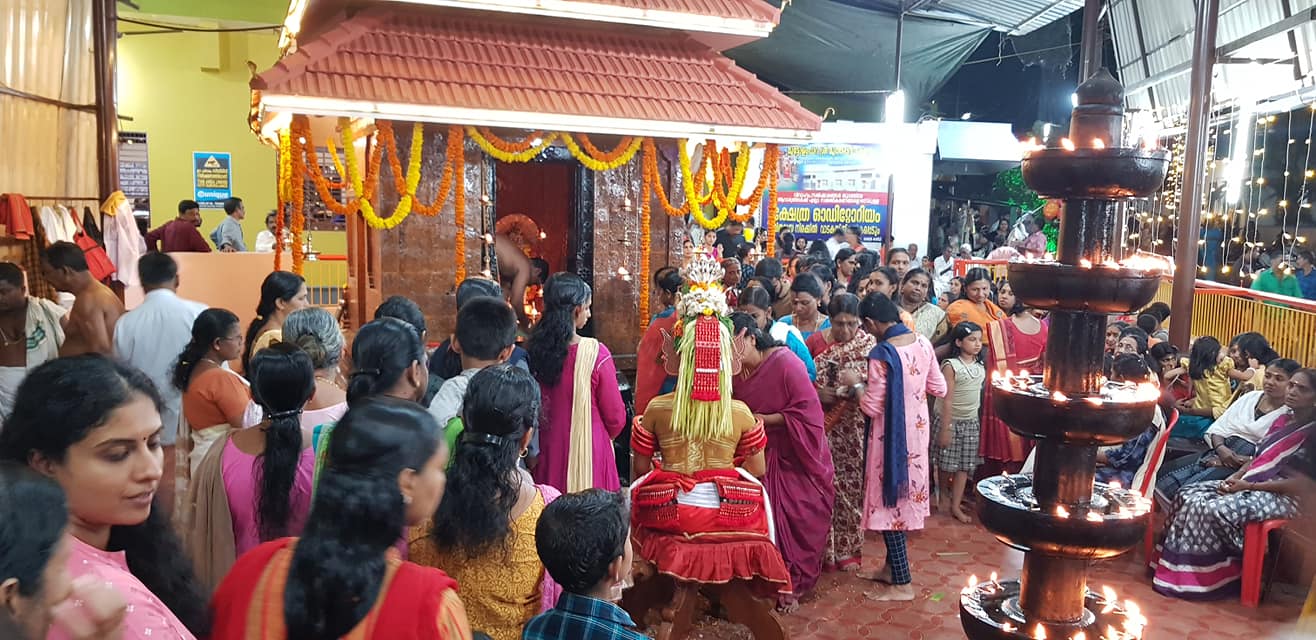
[730,312,835,612]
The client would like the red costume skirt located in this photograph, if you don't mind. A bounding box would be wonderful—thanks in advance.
[631,469,792,597]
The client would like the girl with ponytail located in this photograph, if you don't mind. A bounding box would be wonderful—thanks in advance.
[411,365,562,639]
[525,273,626,493]
[209,398,472,639]
[311,317,429,483]
[184,343,317,591]
[241,271,308,372]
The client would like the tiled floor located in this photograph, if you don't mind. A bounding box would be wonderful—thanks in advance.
[662,512,1305,639]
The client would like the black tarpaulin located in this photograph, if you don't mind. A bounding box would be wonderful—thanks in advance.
[727,0,990,122]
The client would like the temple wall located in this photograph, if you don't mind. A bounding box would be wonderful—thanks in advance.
[377,126,686,368]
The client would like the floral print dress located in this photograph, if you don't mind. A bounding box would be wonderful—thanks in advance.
[814,331,878,566]
[859,335,947,532]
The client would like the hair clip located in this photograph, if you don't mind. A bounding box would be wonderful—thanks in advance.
[351,368,382,377]
[267,408,303,420]
[461,432,509,447]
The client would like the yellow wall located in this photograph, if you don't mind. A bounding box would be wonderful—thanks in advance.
[116,29,346,254]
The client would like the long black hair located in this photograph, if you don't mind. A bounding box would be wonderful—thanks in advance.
[346,318,426,405]
[0,356,209,635]
[248,343,316,541]
[730,312,781,351]
[0,462,66,611]
[1231,332,1279,366]
[1188,336,1223,380]
[284,397,441,639]
[242,271,305,371]
[527,273,591,387]
[173,308,239,391]
[432,365,541,559]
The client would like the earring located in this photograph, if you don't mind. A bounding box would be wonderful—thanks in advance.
[519,448,529,458]
[402,494,412,505]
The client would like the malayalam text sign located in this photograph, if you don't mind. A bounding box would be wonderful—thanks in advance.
[767,143,888,245]
[193,152,232,206]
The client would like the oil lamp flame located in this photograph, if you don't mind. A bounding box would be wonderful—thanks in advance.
[1080,259,1094,268]
[1102,585,1118,613]
[1034,623,1048,640]
[1109,480,1121,490]
[1002,622,1016,633]
[1019,369,1029,378]
[1061,138,1076,151]
[1092,138,1105,150]
[1052,390,1069,402]
[1085,396,1104,406]
[1086,511,1104,522]
[989,571,998,584]
[1055,505,1070,519]
[1074,632,1087,640]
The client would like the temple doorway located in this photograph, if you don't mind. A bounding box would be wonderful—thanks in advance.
[495,161,574,276]
[492,152,595,332]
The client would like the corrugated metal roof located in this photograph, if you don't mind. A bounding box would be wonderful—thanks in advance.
[830,0,1084,35]
[1110,0,1316,113]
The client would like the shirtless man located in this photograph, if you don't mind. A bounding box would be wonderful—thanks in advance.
[42,241,124,356]
[0,262,66,414]
[493,233,549,331]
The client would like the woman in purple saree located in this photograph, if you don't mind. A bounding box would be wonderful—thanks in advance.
[730,312,836,613]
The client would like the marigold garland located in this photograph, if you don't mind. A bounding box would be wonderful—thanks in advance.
[289,129,307,274]
[468,127,560,163]
[561,133,643,171]
[275,129,291,271]
[454,135,467,285]
[764,152,780,258]
[639,170,653,330]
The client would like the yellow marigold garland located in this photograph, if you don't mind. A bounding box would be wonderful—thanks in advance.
[467,127,559,163]
[561,133,642,171]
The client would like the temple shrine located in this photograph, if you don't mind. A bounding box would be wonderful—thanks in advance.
[251,0,822,358]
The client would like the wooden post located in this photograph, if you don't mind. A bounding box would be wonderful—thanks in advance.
[92,0,119,200]
[1169,0,1221,348]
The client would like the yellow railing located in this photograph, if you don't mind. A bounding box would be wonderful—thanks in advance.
[957,260,1316,365]
[300,255,348,308]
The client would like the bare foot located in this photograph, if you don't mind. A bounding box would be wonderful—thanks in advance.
[859,567,893,584]
[776,595,801,614]
[837,557,862,573]
[951,508,973,524]
[865,584,916,601]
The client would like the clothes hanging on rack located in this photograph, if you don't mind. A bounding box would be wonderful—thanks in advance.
[100,191,144,287]
[38,205,78,244]
[81,207,103,244]
[0,194,37,240]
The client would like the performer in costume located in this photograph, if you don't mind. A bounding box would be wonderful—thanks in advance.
[630,252,792,602]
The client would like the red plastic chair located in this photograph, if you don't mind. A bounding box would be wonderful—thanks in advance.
[1241,518,1289,607]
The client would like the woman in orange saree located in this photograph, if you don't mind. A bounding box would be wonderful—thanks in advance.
[977,301,1048,476]
[210,398,471,640]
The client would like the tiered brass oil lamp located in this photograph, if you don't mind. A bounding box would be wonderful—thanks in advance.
[958,69,1169,640]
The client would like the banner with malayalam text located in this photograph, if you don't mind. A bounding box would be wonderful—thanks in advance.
[769,143,889,246]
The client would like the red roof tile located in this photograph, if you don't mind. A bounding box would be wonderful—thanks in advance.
[254,8,820,135]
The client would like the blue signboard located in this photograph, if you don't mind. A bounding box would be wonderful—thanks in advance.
[193,151,232,207]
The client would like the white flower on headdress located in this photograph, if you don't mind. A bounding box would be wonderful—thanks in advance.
[676,252,729,318]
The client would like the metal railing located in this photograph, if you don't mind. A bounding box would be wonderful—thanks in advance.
[300,255,348,308]
[955,259,1316,365]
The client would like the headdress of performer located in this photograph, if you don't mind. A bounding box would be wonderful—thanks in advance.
[659,251,741,442]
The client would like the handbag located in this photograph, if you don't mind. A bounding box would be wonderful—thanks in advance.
[69,209,116,281]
